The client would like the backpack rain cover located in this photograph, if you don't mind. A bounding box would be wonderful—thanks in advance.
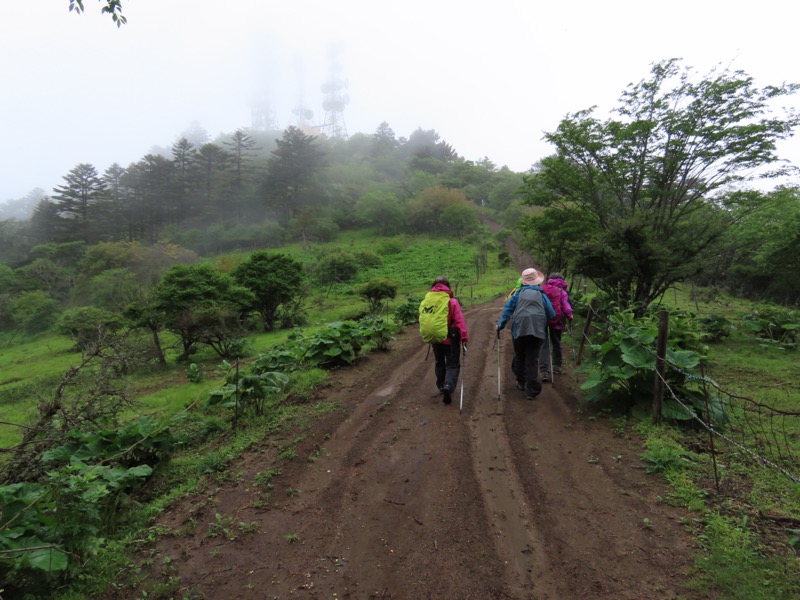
[419,291,450,343]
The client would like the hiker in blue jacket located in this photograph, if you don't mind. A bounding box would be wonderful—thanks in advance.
[496,268,555,400]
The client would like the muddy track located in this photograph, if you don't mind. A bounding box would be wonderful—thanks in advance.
[143,295,697,600]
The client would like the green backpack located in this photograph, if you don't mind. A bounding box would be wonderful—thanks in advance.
[419,291,450,343]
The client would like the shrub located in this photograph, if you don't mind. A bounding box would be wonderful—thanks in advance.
[357,278,398,314]
[57,306,127,351]
[6,290,59,333]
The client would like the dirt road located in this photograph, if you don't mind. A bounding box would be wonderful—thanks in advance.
[146,296,697,600]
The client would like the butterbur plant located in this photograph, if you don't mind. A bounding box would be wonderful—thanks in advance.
[579,307,727,423]
[741,305,799,349]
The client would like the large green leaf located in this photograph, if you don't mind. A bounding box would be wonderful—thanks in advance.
[665,348,700,370]
[23,544,69,572]
[620,341,655,369]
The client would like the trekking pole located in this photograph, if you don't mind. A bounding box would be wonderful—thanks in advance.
[460,342,467,411]
[547,327,555,388]
[496,330,501,399]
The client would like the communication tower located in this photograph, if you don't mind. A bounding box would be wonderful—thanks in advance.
[319,45,349,139]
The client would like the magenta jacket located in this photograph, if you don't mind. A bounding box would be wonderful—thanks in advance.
[430,282,469,344]
[542,277,573,330]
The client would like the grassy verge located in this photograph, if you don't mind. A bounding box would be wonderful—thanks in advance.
[629,286,800,598]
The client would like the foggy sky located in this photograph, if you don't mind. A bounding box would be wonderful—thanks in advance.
[1,0,798,203]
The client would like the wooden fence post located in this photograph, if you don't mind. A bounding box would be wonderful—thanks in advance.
[653,310,669,424]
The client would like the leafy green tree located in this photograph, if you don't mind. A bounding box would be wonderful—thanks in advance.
[155,264,254,360]
[57,306,126,351]
[712,187,800,303]
[88,268,139,312]
[7,290,59,333]
[16,258,74,300]
[288,208,339,245]
[354,191,406,235]
[440,203,479,238]
[522,59,800,314]
[315,251,360,285]
[264,126,327,222]
[408,186,471,234]
[233,252,305,331]
[357,278,398,314]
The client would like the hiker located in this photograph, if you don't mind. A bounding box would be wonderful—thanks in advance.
[539,272,574,382]
[419,275,469,405]
[496,268,555,400]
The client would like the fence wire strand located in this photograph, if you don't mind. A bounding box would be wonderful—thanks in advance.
[575,301,800,484]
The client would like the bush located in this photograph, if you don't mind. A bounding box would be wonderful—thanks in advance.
[315,251,360,284]
[393,296,422,327]
[357,278,398,314]
[57,306,127,351]
[741,305,799,349]
[7,290,59,333]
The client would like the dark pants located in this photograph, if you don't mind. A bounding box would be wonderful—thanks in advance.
[432,331,461,392]
[512,335,544,397]
[539,327,564,373]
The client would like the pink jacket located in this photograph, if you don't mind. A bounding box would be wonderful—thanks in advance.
[541,278,573,330]
[430,282,469,344]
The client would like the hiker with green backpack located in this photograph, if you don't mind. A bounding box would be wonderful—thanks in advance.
[419,276,469,405]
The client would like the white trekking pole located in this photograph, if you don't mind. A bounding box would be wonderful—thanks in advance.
[496,330,501,399]
[547,327,555,387]
[460,342,467,411]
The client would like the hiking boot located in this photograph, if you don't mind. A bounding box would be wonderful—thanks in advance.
[526,391,539,401]
[553,366,562,374]
[516,380,526,390]
[442,386,452,404]
[541,372,550,382]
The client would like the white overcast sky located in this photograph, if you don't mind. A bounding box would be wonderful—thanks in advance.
[1,0,798,202]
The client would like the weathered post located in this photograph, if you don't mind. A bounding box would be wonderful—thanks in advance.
[653,310,669,424]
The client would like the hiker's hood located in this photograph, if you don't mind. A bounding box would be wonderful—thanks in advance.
[546,277,568,290]
[431,282,453,296]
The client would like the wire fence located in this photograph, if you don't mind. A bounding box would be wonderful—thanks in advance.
[574,300,800,488]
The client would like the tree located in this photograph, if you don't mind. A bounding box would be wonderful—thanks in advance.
[223,129,259,222]
[408,186,472,234]
[521,59,800,313]
[52,163,106,243]
[68,0,126,26]
[354,191,406,235]
[7,290,59,333]
[440,203,479,239]
[233,252,305,331]
[710,186,800,303]
[357,278,398,314]
[155,264,254,360]
[57,306,126,351]
[264,126,327,222]
[193,143,231,218]
[373,121,398,154]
